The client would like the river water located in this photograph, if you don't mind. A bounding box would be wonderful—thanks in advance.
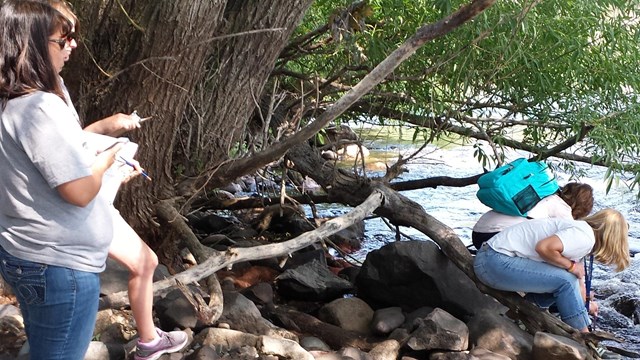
[316,141,640,354]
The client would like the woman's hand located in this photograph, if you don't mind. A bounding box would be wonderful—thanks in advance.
[117,158,145,183]
[588,300,599,316]
[57,143,123,207]
[84,113,141,137]
[535,235,585,277]
[567,260,586,278]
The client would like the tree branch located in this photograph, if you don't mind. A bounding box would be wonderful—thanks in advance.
[192,0,497,192]
[99,190,384,310]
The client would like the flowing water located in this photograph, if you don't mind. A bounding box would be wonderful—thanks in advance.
[315,139,640,353]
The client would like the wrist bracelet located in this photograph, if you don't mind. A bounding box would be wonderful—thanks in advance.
[567,260,576,272]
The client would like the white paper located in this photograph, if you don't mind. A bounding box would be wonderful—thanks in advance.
[82,131,139,203]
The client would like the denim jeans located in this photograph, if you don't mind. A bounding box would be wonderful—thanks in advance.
[474,244,590,330]
[0,245,99,359]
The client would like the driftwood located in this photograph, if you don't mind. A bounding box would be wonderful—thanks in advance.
[187,0,497,191]
[97,0,602,342]
[174,279,218,326]
[283,140,616,355]
[99,191,384,311]
[102,174,620,359]
[271,306,374,351]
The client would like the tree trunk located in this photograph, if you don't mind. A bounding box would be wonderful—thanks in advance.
[64,0,312,244]
[182,0,314,175]
[65,0,226,238]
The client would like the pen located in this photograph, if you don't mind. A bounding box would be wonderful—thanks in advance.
[131,111,152,123]
[118,156,152,181]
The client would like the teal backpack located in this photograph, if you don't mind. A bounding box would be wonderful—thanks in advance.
[476,158,559,217]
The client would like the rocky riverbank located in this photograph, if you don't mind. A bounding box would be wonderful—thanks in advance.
[0,239,626,360]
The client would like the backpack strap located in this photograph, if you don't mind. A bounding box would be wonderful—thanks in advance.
[584,254,595,330]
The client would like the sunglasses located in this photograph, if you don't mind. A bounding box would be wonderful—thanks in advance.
[49,32,76,49]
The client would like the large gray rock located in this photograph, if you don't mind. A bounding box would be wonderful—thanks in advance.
[192,328,312,360]
[260,335,314,360]
[219,291,297,341]
[429,351,479,359]
[299,336,331,352]
[339,346,372,360]
[371,306,405,335]
[356,240,505,320]
[154,288,200,329]
[467,310,533,360]
[532,332,589,360]
[469,347,511,359]
[219,291,269,334]
[84,341,123,360]
[84,343,110,360]
[276,259,353,301]
[185,345,221,359]
[367,339,401,360]
[318,297,374,335]
[407,308,469,352]
[240,282,274,306]
[329,221,365,252]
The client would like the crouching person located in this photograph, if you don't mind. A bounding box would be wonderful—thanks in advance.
[474,208,629,333]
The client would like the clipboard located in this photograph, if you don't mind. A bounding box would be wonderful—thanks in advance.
[82,131,139,203]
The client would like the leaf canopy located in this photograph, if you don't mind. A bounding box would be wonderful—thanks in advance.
[279,0,640,186]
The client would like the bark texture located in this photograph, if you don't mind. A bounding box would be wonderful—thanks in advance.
[64,0,312,241]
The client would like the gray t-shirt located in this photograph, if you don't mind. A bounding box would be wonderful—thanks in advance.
[0,92,113,272]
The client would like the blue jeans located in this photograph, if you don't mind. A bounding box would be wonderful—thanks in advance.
[0,245,99,359]
[474,244,590,330]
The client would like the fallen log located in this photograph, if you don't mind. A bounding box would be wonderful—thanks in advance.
[271,306,374,351]
[284,141,613,352]
[99,190,384,311]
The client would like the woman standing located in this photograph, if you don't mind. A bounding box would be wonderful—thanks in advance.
[474,208,630,332]
[43,1,188,359]
[0,1,120,358]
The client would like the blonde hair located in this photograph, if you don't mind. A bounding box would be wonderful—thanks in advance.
[584,208,629,271]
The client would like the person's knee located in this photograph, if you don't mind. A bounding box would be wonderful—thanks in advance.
[141,247,158,274]
[557,274,580,291]
[128,246,158,277]
[147,249,159,270]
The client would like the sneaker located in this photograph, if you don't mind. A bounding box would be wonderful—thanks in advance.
[134,328,188,360]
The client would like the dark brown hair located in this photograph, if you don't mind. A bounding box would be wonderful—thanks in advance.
[560,182,594,219]
[0,0,73,107]
[46,0,79,34]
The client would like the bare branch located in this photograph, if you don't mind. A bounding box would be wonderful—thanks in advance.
[193,0,498,190]
[99,190,384,310]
